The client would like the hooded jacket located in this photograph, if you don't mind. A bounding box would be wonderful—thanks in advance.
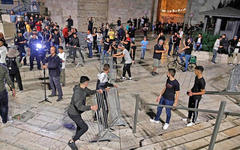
[68,84,96,115]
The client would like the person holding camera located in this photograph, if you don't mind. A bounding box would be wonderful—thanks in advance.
[67,76,102,150]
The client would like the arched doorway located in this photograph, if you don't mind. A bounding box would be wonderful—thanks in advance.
[157,0,188,23]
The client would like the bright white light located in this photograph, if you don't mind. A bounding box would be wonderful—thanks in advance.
[36,43,42,49]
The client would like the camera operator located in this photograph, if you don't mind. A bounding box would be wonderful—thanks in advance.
[15,32,27,65]
[6,48,23,91]
[43,46,63,102]
[29,33,41,71]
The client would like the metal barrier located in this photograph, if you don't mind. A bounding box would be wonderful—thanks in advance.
[94,88,126,142]
[132,94,240,150]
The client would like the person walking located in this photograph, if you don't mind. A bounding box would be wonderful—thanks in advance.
[0,63,15,126]
[150,69,180,130]
[67,76,102,150]
[211,36,222,64]
[140,36,149,59]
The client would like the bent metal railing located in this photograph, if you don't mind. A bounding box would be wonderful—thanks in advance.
[132,94,240,150]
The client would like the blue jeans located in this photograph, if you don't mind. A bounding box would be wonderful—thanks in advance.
[97,44,102,53]
[49,75,63,98]
[101,50,109,64]
[180,53,191,71]
[168,44,173,56]
[212,49,218,62]
[141,48,146,59]
[155,97,174,124]
[88,43,93,58]
[194,43,202,51]
[0,90,8,123]
[173,45,179,55]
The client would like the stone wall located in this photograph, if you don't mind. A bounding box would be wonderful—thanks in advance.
[78,0,108,32]
[108,0,154,24]
[44,0,79,29]
[185,0,222,25]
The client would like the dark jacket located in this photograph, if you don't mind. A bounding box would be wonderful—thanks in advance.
[228,39,238,53]
[43,55,62,77]
[68,85,96,115]
[69,37,80,47]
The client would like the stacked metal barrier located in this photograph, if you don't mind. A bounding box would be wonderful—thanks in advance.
[226,65,240,92]
[94,87,126,142]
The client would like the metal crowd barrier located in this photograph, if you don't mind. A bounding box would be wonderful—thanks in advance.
[65,45,85,67]
[94,88,126,142]
[132,94,240,150]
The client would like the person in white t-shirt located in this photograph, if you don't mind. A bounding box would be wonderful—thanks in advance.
[113,44,132,80]
[179,28,184,39]
[0,40,7,65]
[58,46,66,86]
[86,30,93,58]
[211,36,222,64]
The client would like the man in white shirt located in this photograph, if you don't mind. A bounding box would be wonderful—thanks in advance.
[58,46,66,86]
[211,36,222,64]
[113,44,132,80]
[86,30,93,58]
[0,40,7,65]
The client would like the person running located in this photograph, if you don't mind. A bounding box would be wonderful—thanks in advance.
[67,76,102,150]
[183,66,206,127]
[150,69,180,130]
[152,40,166,76]
[113,44,132,80]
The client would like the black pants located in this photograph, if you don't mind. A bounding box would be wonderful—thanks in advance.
[123,63,132,78]
[188,96,201,123]
[68,113,88,142]
[0,90,8,123]
[10,71,23,91]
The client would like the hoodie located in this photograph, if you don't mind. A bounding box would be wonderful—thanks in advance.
[68,84,96,115]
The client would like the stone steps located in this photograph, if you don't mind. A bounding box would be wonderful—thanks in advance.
[135,118,240,150]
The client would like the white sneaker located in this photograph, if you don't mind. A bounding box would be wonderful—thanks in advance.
[182,118,188,122]
[150,119,160,124]
[129,77,132,80]
[187,122,195,127]
[163,123,169,130]
[121,77,126,80]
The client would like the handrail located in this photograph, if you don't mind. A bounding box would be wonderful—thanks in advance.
[133,94,240,150]
[143,102,240,116]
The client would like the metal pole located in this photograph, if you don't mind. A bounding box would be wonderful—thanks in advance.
[209,101,226,150]
[133,94,140,133]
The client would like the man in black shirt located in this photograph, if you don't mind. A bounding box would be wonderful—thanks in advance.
[150,69,180,130]
[117,17,121,27]
[152,40,166,76]
[179,38,193,72]
[66,15,73,30]
[52,30,61,51]
[184,66,206,126]
[43,46,63,101]
[67,76,102,150]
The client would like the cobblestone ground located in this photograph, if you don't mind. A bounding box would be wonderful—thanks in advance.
[0,34,239,150]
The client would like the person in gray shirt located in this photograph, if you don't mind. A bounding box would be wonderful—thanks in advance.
[0,63,15,125]
[67,76,102,150]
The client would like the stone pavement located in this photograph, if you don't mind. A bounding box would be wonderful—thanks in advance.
[0,34,240,150]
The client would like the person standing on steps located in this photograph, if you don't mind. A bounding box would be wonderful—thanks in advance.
[183,66,206,127]
[67,76,102,150]
[150,69,180,130]
[152,40,166,76]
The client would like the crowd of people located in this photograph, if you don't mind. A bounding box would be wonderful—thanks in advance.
[0,10,238,150]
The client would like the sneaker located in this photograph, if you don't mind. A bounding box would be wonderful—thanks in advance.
[150,119,160,124]
[182,118,188,122]
[56,97,63,102]
[187,122,195,127]
[48,94,56,97]
[68,140,78,150]
[163,123,169,130]
[129,77,132,80]
[120,77,126,80]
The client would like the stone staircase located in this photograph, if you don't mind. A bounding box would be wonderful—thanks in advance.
[134,117,240,150]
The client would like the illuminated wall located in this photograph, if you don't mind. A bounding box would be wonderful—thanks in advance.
[158,0,188,23]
